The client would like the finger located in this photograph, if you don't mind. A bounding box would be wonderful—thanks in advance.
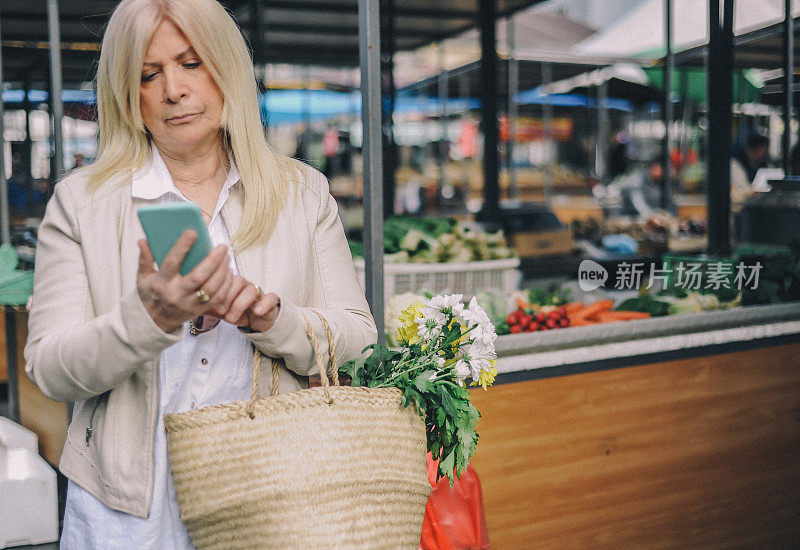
[159,230,198,278]
[205,270,235,316]
[216,275,248,315]
[224,283,260,325]
[137,239,157,277]
[252,293,280,317]
[180,244,228,291]
[197,256,232,308]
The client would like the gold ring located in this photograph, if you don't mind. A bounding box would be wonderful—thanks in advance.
[253,284,262,299]
[196,289,210,303]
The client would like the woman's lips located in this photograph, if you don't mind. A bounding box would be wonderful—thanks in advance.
[167,113,198,123]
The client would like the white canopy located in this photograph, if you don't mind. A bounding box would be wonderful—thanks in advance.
[574,0,800,58]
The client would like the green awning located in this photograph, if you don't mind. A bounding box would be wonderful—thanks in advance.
[642,66,762,105]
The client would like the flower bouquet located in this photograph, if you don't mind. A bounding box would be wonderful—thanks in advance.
[340,293,498,483]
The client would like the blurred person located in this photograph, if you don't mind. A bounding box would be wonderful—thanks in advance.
[607,131,630,180]
[733,132,769,183]
[730,132,769,209]
[24,1,376,547]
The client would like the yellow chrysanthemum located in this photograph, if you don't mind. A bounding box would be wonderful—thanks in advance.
[470,362,498,390]
[397,301,424,345]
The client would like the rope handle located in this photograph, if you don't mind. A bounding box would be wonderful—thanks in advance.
[245,310,337,418]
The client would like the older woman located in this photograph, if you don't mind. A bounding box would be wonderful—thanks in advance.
[23,0,376,547]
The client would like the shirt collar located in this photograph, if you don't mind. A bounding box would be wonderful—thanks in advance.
[131,145,241,200]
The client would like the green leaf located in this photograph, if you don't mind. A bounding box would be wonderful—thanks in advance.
[439,450,456,482]
[413,371,435,393]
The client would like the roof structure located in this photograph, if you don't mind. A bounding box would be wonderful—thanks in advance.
[397,53,632,100]
[572,0,800,59]
[0,0,543,86]
[672,17,800,69]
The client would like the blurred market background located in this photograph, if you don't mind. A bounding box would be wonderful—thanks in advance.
[3,1,800,548]
[3,1,799,288]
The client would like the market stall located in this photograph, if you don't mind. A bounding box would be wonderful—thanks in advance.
[471,310,800,546]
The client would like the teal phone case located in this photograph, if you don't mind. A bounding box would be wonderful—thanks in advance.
[137,203,213,276]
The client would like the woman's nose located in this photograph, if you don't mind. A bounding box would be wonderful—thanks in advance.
[162,67,188,103]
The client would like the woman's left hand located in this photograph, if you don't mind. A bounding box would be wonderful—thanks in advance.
[206,275,280,332]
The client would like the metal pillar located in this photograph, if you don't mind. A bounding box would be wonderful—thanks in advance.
[478,0,500,221]
[0,19,10,247]
[507,17,519,202]
[459,72,471,198]
[48,0,65,188]
[23,82,34,212]
[542,62,554,200]
[783,0,794,175]
[438,44,449,195]
[662,0,674,209]
[381,0,396,220]
[359,0,384,338]
[596,81,609,184]
[706,0,734,257]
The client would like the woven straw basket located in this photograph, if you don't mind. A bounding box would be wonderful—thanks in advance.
[164,312,430,549]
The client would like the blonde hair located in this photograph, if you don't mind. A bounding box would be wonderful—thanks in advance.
[86,0,292,249]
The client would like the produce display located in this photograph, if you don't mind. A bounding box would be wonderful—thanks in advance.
[571,213,706,255]
[378,243,800,344]
[349,216,515,263]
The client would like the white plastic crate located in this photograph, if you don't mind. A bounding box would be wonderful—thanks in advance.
[0,418,38,455]
[0,421,59,548]
[354,257,521,301]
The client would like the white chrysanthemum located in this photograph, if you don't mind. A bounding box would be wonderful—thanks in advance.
[462,297,497,346]
[467,340,497,380]
[426,294,464,320]
[452,359,471,384]
[415,316,440,341]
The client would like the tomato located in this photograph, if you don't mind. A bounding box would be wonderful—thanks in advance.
[509,325,522,334]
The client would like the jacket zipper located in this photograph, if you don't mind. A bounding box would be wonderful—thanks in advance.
[85,394,103,446]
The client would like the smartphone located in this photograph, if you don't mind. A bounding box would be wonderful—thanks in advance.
[137,202,213,276]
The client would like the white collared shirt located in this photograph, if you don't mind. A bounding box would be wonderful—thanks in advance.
[61,146,253,550]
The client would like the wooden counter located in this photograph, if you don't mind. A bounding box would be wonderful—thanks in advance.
[469,341,800,548]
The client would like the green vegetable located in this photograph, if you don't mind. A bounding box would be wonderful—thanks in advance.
[526,287,572,307]
[349,215,515,263]
[475,291,510,328]
[400,229,425,251]
[615,295,671,317]
[385,250,410,263]
[348,240,364,259]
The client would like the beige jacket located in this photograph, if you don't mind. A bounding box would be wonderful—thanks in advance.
[24,160,377,518]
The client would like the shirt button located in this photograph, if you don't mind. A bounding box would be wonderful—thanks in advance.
[201,358,208,365]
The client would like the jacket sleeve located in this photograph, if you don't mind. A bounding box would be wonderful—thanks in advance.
[24,182,181,402]
[245,170,377,377]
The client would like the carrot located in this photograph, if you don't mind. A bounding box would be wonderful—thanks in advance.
[569,299,614,320]
[593,311,651,323]
[564,301,585,314]
[569,318,597,327]
[515,297,532,310]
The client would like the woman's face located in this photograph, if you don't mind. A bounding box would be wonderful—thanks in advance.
[139,19,224,155]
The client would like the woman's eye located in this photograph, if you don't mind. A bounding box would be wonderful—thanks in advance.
[184,61,202,69]
[141,72,158,83]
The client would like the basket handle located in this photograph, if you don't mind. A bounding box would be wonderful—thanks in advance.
[246,310,338,418]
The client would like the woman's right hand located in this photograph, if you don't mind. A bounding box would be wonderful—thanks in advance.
[136,230,234,333]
